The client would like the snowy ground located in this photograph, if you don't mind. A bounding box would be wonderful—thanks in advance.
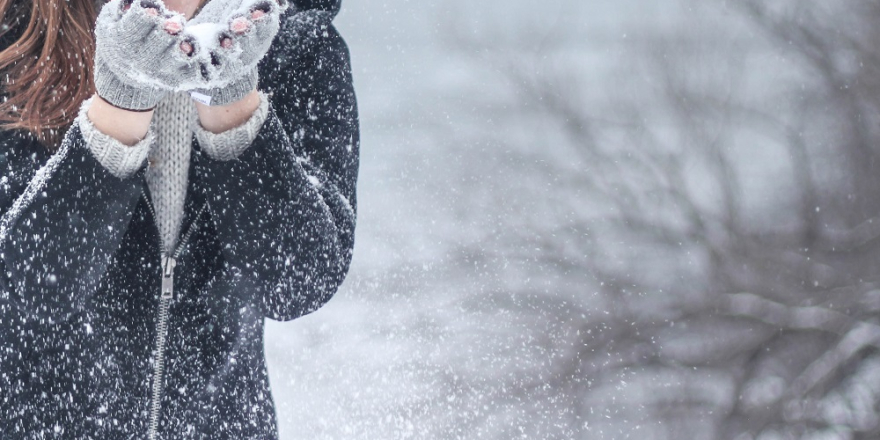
[264,1,683,438]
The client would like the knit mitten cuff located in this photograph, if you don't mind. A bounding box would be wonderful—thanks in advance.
[94,61,166,111]
[191,69,258,107]
[77,98,154,179]
[192,91,269,161]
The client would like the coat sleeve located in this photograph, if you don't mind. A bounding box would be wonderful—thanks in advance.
[193,9,359,322]
[0,125,147,321]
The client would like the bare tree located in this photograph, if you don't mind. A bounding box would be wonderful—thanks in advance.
[432,1,880,438]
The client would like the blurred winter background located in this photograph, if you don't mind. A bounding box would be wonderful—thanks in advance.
[265,1,880,439]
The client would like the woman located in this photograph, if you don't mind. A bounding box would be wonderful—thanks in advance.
[0,0,358,436]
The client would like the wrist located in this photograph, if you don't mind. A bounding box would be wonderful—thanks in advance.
[195,89,261,134]
[87,94,155,146]
[192,69,259,107]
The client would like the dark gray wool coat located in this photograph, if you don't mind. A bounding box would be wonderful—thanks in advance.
[0,0,358,437]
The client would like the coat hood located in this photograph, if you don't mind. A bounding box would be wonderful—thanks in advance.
[291,0,340,17]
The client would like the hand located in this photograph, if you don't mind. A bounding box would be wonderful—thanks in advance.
[186,0,288,105]
[93,0,204,110]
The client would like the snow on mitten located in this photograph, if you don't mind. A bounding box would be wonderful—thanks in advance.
[187,0,289,106]
[94,0,206,110]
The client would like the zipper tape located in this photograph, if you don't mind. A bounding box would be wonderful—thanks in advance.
[142,187,208,439]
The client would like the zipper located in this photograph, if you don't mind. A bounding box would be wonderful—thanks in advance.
[142,187,208,440]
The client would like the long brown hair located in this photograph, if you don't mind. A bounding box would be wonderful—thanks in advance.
[0,0,98,150]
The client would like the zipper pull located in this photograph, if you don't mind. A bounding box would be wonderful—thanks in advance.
[161,255,177,300]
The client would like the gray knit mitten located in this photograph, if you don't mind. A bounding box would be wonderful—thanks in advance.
[187,0,288,106]
[94,0,205,110]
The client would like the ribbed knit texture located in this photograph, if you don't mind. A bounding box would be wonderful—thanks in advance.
[76,98,153,179]
[193,91,270,161]
[94,61,167,111]
[78,92,270,253]
[93,0,194,111]
[146,91,194,252]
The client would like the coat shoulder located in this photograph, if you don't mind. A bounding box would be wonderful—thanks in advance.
[259,9,352,94]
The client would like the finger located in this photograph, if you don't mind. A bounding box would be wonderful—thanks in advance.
[134,0,163,15]
[222,12,279,68]
[204,32,239,79]
[229,16,251,35]
[178,25,232,82]
[231,0,282,22]
[180,40,195,56]
[248,1,276,19]
[247,0,289,15]
[227,1,279,36]
[181,23,227,61]
[219,34,234,49]
[163,16,184,34]
[118,0,166,37]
